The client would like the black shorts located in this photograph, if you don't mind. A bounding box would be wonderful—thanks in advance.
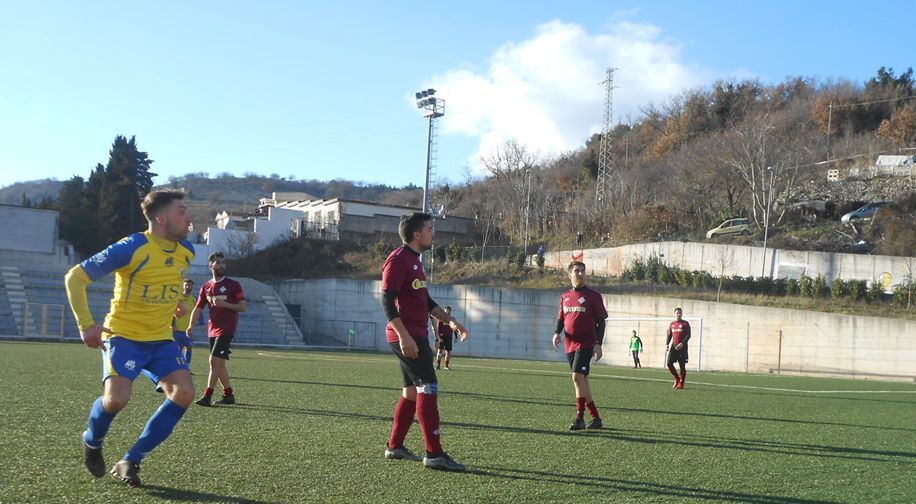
[566,348,594,376]
[389,338,437,388]
[438,335,453,352]
[666,344,688,367]
[208,335,234,360]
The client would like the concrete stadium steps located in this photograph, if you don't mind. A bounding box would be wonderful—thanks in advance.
[0,265,36,336]
[262,294,304,344]
[2,263,303,346]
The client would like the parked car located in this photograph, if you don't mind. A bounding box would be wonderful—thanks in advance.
[706,218,751,239]
[840,201,889,223]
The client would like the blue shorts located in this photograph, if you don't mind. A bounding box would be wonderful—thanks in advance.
[172,330,192,347]
[101,336,188,385]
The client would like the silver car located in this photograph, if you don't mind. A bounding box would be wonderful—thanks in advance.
[840,201,889,223]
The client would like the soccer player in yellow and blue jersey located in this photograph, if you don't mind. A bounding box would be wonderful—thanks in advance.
[172,278,197,365]
[65,190,195,487]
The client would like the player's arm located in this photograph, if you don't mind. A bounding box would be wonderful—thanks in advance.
[430,302,468,341]
[64,265,109,348]
[174,300,187,318]
[187,289,207,337]
[552,317,564,350]
[593,318,606,360]
[666,326,673,348]
[382,289,419,358]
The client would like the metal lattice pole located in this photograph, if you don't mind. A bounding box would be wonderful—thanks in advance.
[596,68,616,203]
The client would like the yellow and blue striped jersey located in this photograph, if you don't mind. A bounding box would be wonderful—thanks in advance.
[173,292,197,332]
[78,231,194,342]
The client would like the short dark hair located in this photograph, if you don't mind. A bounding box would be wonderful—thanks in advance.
[567,261,585,273]
[444,306,452,311]
[183,278,194,284]
[675,307,683,313]
[141,191,185,221]
[399,212,432,243]
[208,251,225,263]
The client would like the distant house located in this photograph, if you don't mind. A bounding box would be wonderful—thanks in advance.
[874,155,915,177]
[203,196,475,258]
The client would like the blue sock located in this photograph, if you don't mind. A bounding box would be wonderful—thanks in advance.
[185,347,192,365]
[84,396,116,447]
[124,399,187,462]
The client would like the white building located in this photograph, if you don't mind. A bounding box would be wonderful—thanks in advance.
[203,197,474,258]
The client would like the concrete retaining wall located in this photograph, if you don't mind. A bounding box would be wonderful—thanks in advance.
[544,242,916,292]
[274,279,916,381]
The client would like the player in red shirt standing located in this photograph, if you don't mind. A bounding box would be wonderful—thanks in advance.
[552,261,608,430]
[435,306,456,371]
[666,307,691,389]
[382,212,469,471]
[188,252,247,406]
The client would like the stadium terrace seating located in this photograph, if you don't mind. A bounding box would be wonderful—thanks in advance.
[0,262,299,346]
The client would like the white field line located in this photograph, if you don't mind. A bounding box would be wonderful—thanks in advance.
[255,351,916,395]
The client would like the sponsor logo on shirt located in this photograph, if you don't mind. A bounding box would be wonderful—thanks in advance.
[411,278,427,290]
[563,306,586,313]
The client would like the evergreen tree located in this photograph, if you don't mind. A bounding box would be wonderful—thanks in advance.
[97,136,156,243]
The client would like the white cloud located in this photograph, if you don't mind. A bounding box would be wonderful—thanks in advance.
[425,19,710,171]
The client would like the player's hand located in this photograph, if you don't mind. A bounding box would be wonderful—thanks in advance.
[186,326,194,338]
[552,333,560,350]
[675,343,683,350]
[449,321,469,341]
[80,324,111,349]
[399,336,419,359]
[594,344,603,361]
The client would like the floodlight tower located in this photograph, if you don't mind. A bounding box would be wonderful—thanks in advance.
[415,88,445,214]
[596,68,617,203]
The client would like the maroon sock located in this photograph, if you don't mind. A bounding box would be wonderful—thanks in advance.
[586,400,600,419]
[668,366,679,379]
[204,387,214,398]
[388,396,416,449]
[679,366,687,383]
[444,358,450,367]
[416,393,443,456]
[436,358,441,367]
[223,387,233,396]
[575,397,586,420]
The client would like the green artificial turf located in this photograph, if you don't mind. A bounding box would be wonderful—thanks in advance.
[1,341,913,503]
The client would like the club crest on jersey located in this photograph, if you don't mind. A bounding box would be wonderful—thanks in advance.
[220,286,227,293]
[411,278,427,290]
[164,257,174,267]
[578,297,586,304]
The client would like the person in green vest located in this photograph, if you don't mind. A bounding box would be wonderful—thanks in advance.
[629,330,643,369]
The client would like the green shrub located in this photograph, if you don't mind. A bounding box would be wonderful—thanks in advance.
[535,252,545,270]
[799,274,813,297]
[786,278,799,296]
[445,241,461,262]
[867,279,885,303]
[848,280,867,301]
[812,275,828,298]
[464,245,481,262]
[830,278,846,299]
[892,279,914,309]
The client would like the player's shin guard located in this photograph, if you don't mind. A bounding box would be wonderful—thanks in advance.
[124,399,187,463]
[416,384,443,456]
[388,396,416,449]
[84,396,117,447]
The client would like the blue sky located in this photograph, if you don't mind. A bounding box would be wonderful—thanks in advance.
[0,1,913,190]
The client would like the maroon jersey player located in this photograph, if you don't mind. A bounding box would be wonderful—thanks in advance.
[382,212,469,471]
[188,252,247,406]
[552,261,608,431]
[666,307,691,389]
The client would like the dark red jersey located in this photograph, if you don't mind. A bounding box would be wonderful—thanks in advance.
[196,277,245,338]
[382,245,430,342]
[437,321,453,339]
[667,320,691,346]
[557,286,608,352]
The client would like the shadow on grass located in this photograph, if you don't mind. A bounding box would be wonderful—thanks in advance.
[464,465,838,504]
[234,376,914,433]
[228,403,913,464]
[142,485,277,503]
